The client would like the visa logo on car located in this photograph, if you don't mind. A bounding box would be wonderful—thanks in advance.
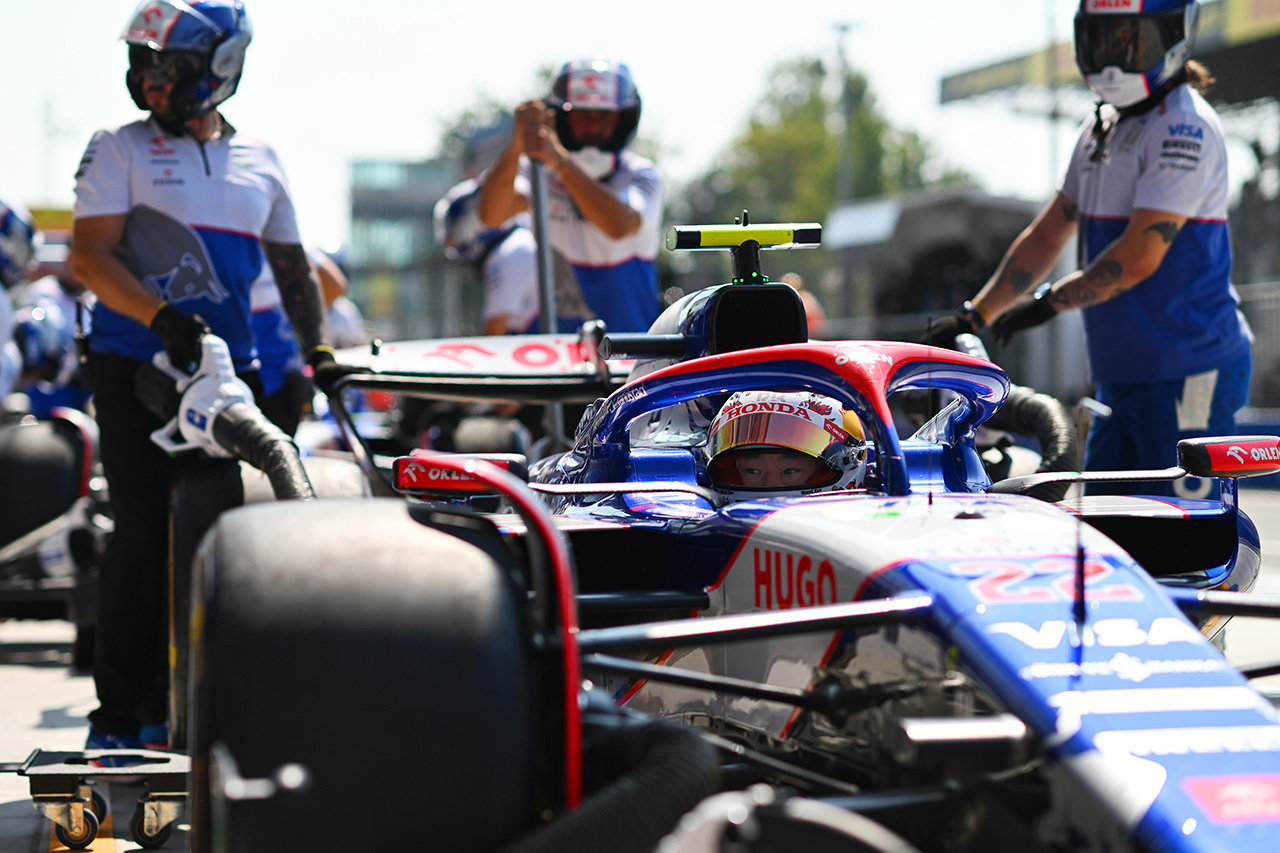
[989,616,1204,651]
[1168,123,1204,139]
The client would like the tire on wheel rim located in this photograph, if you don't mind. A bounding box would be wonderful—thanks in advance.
[186,497,538,852]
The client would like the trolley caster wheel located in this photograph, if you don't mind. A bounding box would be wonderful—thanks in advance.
[130,803,174,849]
[89,789,108,822]
[54,807,99,850]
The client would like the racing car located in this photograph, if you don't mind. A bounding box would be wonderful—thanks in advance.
[183,222,1280,852]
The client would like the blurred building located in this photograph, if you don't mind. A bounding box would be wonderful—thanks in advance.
[346,158,478,342]
[345,119,515,342]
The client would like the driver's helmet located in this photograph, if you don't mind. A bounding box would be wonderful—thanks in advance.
[546,58,642,153]
[433,179,517,265]
[706,391,867,501]
[0,200,38,290]
[1074,0,1198,109]
[123,0,253,130]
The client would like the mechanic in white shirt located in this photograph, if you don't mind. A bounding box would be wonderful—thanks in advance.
[70,0,340,757]
[924,0,1251,498]
[478,59,664,334]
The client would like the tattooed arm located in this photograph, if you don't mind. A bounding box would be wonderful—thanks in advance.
[263,240,329,356]
[1046,208,1187,311]
[970,192,1079,324]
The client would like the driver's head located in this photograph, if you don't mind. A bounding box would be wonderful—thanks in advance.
[706,391,866,500]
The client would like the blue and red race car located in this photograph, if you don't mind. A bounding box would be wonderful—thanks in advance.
[186,221,1280,852]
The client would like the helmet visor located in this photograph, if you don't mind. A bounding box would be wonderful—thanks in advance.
[709,408,841,466]
[129,46,205,85]
[710,448,838,490]
[1075,13,1182,75]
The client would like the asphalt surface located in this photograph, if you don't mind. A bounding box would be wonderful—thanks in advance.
[3,488,1280,851]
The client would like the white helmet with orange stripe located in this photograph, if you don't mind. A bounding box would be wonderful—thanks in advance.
[706,391,866,501]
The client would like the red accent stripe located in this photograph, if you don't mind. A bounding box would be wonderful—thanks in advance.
[618,648,675,705]
[411,453,583,808]
[703,512,775,592]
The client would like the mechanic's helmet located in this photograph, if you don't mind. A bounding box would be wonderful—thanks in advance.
[0,200,38,290]
[433,179,514,265]
[123,0,253,129]
[547,58,642,153]
[706,391,867,501]
[1074,0,1198,108]
[13,301,76,386]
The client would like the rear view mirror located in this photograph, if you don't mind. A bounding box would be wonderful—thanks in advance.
[1178,435,1280,479]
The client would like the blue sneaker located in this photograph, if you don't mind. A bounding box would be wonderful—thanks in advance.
[86,728,144,768]
[139,723,170,751]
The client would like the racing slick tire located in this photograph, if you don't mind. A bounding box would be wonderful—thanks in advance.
[169,454,369,749]
[186,497,536,852]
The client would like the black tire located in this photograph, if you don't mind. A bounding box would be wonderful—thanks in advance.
[172,455,367,747]
[452,415,529,454]
[238,454,369,504]
[54,807,99,850]
[129,802,175,849]
[89,789,108,822]
[187,498,537,853]
[0,419,81,545]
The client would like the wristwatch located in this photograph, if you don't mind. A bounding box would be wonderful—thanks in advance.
[958,300,986,330]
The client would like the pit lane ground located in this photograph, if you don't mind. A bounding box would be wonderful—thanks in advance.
[3,489,1280,851]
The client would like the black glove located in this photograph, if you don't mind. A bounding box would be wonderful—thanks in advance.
[308,345,367,397]
[919,301,984,349]
[150,302,209,372]
[991,287,1058,346]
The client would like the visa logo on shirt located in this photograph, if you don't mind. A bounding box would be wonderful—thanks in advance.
[1169,123,1204,139]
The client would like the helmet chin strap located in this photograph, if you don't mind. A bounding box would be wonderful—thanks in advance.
[153,112,192,137]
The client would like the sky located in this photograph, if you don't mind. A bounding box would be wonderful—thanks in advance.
[3,0,1244,247]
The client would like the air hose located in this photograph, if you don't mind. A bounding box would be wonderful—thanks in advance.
[984,384,1080,502]
[506,717,720,853]
[134,358,316,502]
[211,401,316,501]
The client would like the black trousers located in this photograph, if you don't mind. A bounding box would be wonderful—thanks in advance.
[88,353,261,734]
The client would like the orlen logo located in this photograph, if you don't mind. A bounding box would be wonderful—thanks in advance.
[1169,123,1205,140]
[1227,446,1248,463]
[394,459,486,492]
[1249,445,1280,462]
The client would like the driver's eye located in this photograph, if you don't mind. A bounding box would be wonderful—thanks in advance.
[783,467,803,476]
[742,466,763,476]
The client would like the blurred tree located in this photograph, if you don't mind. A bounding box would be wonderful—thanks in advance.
[663,56,970,316]
[671,56,967,225]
